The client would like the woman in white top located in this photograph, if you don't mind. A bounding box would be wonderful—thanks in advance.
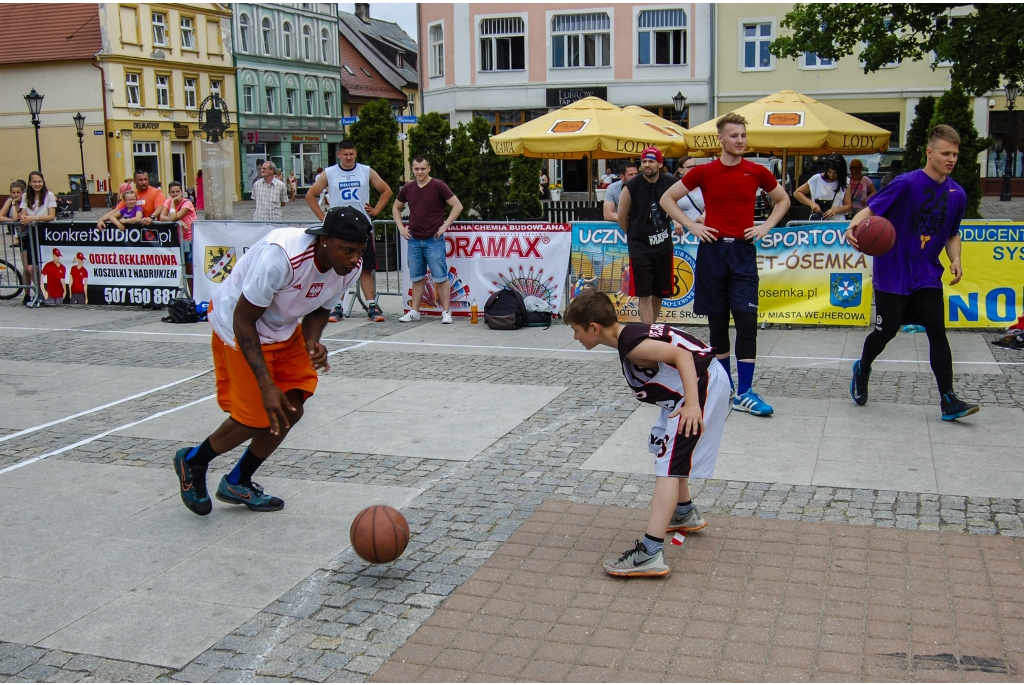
[18,171,56,305]
[794,154,849,219]
[675,157,706,222]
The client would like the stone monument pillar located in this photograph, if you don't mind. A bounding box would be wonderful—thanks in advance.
[199,138,235,220]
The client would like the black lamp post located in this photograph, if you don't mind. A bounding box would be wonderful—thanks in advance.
[24,88,44,171]
[672,90,688,126]
[1000,80,1019,202]
[73,112,91,211]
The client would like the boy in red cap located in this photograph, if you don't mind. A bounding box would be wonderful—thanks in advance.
[70,252,89,305]
[616,146,677,323]
[41,248,67,305]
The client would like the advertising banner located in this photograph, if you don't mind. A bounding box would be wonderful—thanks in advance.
[36,221,182,306]
[398,222,573,316]
[191,221,291,304]
[569,221,873,326]
[944,221,1024,328]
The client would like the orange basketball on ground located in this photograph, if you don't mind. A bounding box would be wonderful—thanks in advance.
[854,216,896,256]
[350,505,410,563]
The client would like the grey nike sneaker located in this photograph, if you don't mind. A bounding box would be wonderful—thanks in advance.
[215,476,284,512]
[603,539,670,578]
[667,505,707,533]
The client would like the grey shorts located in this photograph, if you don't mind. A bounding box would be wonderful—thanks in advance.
[70,293,86,305]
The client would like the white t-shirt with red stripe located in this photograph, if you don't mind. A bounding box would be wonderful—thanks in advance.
[209,227,359,348]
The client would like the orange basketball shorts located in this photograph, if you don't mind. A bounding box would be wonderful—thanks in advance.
[210,325,318,429]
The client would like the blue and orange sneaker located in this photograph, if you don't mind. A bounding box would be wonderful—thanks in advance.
[215,476,284,512]
[173,447,212,516]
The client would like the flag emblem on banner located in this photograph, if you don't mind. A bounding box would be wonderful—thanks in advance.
[830,273,862,308]
[205,246,236,283]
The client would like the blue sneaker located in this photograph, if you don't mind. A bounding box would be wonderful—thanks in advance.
[215,476,285,511]
[850,360,869,406]
[173,447,212,516]
[940,392,979,422]
[732,390,774,416]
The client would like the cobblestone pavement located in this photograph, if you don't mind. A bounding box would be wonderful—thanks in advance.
[1,309,1023,681]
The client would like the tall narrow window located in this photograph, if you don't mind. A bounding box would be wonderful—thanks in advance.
[180,17,196,50]
[125,72,140,106]
[551,13,611,68]
[428,23,444,77]
[265,86,276,114]
[152,11,167,46]
[239,14,250,52]
[283,21,293,57]
[155,75,169,107]
[210,79,222,100]
[286,89,296,115]
[323,91,332,116]
[479,17,525,72]
[742,22,773,70]
[184,77,197,108]
[305,90,315,116]
[321,28,330,62]
[303,25,312,60]
[262,17,273,54]
[637,9,687,65]
[243,85,254,113]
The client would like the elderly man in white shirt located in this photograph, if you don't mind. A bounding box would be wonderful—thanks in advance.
[252,160,289,221]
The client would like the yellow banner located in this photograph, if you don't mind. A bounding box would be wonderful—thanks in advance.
[943,221,1024,328]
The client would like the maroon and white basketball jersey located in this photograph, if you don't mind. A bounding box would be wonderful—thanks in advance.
[616,323,716,410]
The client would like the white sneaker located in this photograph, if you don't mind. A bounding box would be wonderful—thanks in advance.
[441,311,453,324]
[398,310,420,323]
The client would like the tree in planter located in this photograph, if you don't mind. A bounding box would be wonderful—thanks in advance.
[445,117,510,220]
[347,99,403,206]
[508,157,543,219]
[929,84,989,219]
[904,96,936,172]
[408,112,451,182]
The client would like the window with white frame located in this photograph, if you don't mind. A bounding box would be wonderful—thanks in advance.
[323,91,332,116]
[243,84,254,112]
[262,17,273,54]
[305,90,315,116]
[551,13,611,68]
[283,21,293,58]
[480,17,525,71]
[286,89,296,115]
[265,86,276,114]
[741,22,773,70]
[637,9,687,65]
[803,52,834,68]
[181,17,195,50]
[429,23,444,77]
[239,14,250,52]
[184,77,197,108]
[321,28,330,62]
[303,25,312,60]
[210,79,221,100]
[155,74,170,107]
[125,72,140,106]
[152,11,167,46]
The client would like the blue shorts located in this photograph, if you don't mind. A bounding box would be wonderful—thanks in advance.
[407,236,448,283]
[693,238,759,316]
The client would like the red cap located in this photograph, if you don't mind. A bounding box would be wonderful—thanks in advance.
[52,248,61,257]
[640,146,663,163]
[76,252,85,260]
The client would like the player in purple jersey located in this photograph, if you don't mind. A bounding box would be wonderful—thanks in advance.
[566,290,731,578]
[846,125,979,422]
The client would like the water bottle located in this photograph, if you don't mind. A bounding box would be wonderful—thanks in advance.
[470,299,479,325]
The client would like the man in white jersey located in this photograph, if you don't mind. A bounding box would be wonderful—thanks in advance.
[173,206,367,516]
[306,140,393,322]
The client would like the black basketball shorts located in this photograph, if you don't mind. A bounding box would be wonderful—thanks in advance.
[693,238,759,316]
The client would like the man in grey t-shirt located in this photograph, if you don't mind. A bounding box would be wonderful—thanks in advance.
[602,162,638,222]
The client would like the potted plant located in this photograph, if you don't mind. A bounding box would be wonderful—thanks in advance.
[549,183,563,201]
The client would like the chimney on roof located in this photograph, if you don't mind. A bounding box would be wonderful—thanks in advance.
[354,3,370,24]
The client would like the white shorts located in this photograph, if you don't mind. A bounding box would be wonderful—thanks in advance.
[649,360,731,478]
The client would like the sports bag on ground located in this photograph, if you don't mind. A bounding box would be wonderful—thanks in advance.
[162,296,198,324]
[484,287,528,330]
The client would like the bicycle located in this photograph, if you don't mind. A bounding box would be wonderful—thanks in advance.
[0,258,24,300]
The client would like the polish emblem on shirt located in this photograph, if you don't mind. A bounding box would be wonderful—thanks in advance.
[306,283,324,298]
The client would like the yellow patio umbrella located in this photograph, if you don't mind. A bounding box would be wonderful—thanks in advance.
[489,97,685,160]
[621,106,688,158]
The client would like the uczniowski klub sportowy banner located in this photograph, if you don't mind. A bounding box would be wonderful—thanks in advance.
[398,223,573,316]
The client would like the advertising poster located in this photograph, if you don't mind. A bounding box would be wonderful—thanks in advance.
[36,221,182,306]
[943,221,1024,328]
[398,223,573,316]
[191,221,288,304]
[569,221,874,326]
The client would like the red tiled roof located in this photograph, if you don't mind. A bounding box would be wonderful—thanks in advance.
[339,33,404,101]
[0,4,101,64]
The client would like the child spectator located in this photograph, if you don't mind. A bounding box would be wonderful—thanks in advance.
[96,190,144,230]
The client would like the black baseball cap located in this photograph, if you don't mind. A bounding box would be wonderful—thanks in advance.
[305,206,371,243]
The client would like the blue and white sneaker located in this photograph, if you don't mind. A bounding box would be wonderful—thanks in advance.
[850,360,869,406]
[216,476,285,511]
[940,392,979,422]
[732,390,774,416]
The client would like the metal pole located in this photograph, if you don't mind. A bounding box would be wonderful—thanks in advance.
[32,120,42,171]
[1001,95,1017,202]
[77,130,92,211]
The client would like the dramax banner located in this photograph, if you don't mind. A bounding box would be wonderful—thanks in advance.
[569,221,873,326]
[943,221,1024,328]
[399,223,572,316]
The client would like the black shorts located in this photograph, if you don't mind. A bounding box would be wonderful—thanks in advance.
[693,238,758,316]
[628,251,673,298]
[361,230,376,272]
[874,288,945,330]
[19,237,38,265]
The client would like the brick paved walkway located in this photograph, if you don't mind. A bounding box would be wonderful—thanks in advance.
[374,500,1022,683]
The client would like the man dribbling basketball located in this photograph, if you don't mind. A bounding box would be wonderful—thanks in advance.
[846,124,979,421]
[173,207,367,516]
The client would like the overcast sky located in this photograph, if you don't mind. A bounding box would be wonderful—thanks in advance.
[338,3,418,42]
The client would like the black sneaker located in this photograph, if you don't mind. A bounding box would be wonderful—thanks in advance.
[216,476,284,511]
[850,360,869,406]
[328,305,343,323]
[940,392,979,422]
[173,447,212,516]
[367,303,385,322]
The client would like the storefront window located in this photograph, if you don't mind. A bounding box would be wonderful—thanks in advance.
[292,142,321,185]
[986,110,1024,178]
[473,109,546,136]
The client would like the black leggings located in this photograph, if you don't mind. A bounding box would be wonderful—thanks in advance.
[861,289,953,394]
[707,311,757,360]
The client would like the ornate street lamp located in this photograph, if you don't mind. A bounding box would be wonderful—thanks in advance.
[1000,80,1019,202]
[672,90,688,126]
[24,88,44,171]
[72,112,91,211]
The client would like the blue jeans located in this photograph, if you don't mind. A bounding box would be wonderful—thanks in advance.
[407,236,448,283]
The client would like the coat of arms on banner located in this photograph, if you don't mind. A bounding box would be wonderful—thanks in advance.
[205,246,236,283]
[830,273,862,308]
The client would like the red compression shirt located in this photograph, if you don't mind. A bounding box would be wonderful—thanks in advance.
[681,159,777,239]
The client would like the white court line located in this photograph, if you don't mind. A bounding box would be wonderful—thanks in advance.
[0,326,210,337]
[0,342,372,476]
[320,337,617,355]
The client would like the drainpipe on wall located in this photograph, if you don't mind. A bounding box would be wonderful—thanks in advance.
[92,59,114,200]
[709,4,717,118]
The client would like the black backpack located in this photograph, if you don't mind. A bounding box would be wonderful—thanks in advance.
[162,296,199,324]
[484,287,528,330]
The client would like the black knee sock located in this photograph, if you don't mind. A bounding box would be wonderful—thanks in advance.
[185,437,219,469]
[226,448,265,487]
[925,326,954,394]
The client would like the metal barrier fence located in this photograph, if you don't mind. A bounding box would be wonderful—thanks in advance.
[1,221,42,305]
[544,200,603,223]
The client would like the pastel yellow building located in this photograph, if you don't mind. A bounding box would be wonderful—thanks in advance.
[97,3,240,196]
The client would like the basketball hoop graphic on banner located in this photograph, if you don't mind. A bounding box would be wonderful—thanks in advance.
[763,111,804,127]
